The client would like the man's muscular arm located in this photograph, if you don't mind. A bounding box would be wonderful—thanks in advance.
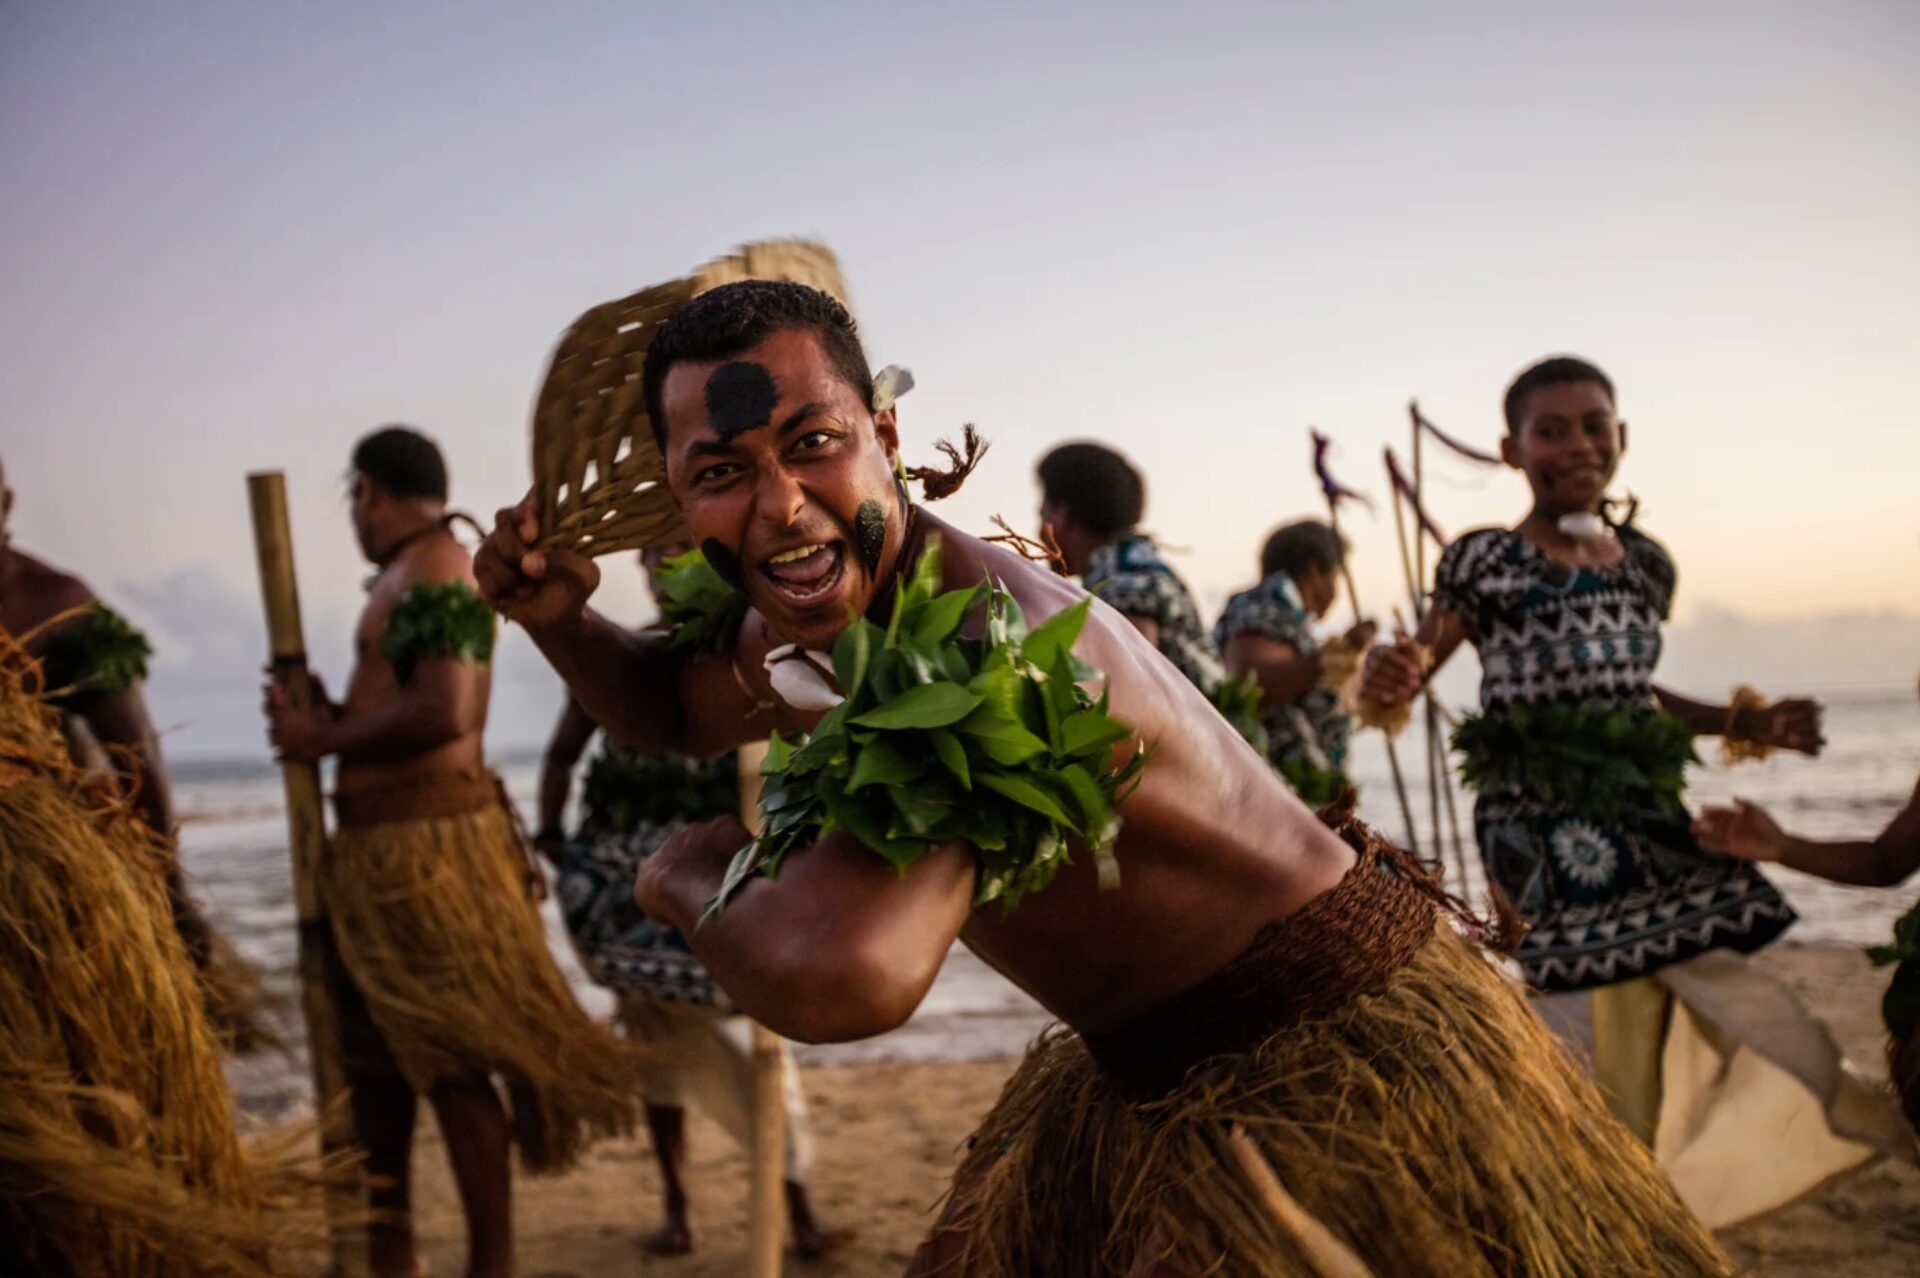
[1696,777,1920,888]
[637,817,975,1043]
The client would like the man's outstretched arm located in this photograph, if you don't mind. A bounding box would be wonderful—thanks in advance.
[637,817,975,1044]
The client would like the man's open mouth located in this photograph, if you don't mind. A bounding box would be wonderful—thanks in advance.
[761,541,847,607]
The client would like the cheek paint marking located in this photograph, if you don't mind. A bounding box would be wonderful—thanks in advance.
[699,538,746,591]
[703,362,778,439]
[855,500,888,575]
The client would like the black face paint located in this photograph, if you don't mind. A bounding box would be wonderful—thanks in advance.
[855,499,888,576]
[704,362,778,440]
[699,538,746,592]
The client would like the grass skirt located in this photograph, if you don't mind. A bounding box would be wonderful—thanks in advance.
[324,793,638,1173]
[0,633,306,1276]
[923,854,1737,1277]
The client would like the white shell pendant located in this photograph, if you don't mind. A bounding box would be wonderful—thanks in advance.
[763,644,844,711]
[1556,512,1608,541]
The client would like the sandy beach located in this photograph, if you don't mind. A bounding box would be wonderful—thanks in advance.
[362,940,1920,1277]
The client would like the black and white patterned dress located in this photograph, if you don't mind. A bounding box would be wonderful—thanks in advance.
[1213,571,1351,775]
[1434,525,1795,992]
[1082,534,1225,696]
[553,743,738,1008]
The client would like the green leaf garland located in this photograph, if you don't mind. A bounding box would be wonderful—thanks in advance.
[1452,700,1698,824]
[704,539,1147,919]
[39,604,152,708]
[656,548,751,654]
[380,581,496,686]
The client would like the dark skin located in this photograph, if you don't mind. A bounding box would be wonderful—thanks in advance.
[532,548,846,1260]
[476,328,1357,1056]
[0,461,210,964]
[1222,561,1376,708]
[262,472,507,1278]
[1360,379,1825,756]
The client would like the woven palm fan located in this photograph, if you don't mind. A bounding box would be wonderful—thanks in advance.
[531,240,852,557]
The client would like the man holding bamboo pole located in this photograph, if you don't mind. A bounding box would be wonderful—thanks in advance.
[479,279,1737,1277]
[262,427,635,1278]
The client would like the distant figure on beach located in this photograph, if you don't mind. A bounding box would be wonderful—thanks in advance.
[534,542,848,1260]
[479,280,1738,1276]
[1214,518,1374,804]
[0,455,267,1046]
[262,426,636,1278]
[1036,441,1225,696]
[1361,355,1903,1223]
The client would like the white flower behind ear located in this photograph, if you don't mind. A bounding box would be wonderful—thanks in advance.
[870,365,916,413]
[764,644,843,711]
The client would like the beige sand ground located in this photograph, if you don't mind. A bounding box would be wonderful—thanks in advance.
[387,942,1919,1277]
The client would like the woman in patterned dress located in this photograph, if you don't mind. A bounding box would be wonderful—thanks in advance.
[1215,519,1375,804]
[1359,356,1904,1224]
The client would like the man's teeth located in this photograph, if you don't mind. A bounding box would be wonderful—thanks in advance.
[769,544,826,565]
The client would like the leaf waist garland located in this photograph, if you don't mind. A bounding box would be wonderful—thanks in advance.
[1210,673,1270,755]
[39,604,152,708]
[380,581,496,686]
[582,749,739,835]
[1452,700,1698,824]
[706,540,1148,919]
[1279,756,1352,809]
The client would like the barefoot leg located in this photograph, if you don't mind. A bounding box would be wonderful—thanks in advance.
[429,1076,512,1278]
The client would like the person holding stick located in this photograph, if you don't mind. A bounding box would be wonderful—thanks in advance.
[1360,356,1898,1219]
[262,427,636,1278]
[534,542,848,1260]
[0,456,269,1049]
[479,282,1738,1277]
[1214,519,1374,806]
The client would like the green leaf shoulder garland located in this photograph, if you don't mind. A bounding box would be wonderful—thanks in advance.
[39,604,152,709]
[380,580,496,686]
[702,538,1147,919]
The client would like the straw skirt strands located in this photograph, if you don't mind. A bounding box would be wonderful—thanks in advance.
[0,632,304,1277]
[530,240,850,559]
[914,840,1736,1278]
[324,774,640,1173]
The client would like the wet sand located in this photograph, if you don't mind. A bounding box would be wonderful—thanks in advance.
[363,941,1920,1277]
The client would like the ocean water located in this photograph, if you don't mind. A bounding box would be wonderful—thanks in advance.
[181,692,1920,1117]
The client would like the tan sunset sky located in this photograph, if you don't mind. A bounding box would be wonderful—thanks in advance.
[3,2,1915,754]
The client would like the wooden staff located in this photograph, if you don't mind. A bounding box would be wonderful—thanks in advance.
[245,472,370,1278]
[1324,499,1420,854]
[1226,1127,1377,1278]
[736,740,786,1278]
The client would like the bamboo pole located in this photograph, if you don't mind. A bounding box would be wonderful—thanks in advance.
[736,740,786,1278]
[245,471,371,1278]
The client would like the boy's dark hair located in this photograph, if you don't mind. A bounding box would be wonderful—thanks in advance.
[1260,519,1346,581]
[1503,355,1615,433]
[1035,442,1146,539]
[641,281,874,450]
[351,426,447,502]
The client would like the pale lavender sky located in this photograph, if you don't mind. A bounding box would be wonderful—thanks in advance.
[3,2,1917,757]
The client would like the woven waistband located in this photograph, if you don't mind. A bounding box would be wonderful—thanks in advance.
[1083,814,1442,1095]
[332,770,502,829]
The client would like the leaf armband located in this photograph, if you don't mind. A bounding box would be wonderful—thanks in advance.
[39,604,153,709]
[380,581,496,685]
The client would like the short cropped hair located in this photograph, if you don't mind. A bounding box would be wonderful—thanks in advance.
[1260,519,1346,581]
[351,426,447,502]
[1035,442,1145,539]
[1503,355,1616,434]
[641,280,874,449]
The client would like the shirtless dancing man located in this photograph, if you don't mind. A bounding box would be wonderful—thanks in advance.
[264,427,634,1278]
[478,282,1736,1277]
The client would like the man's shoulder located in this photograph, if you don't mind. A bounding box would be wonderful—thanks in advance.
[2,550,98,627]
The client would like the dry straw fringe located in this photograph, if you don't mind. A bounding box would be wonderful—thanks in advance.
[939,923,1736,1278]
[325,803,641,1172]
[0,628,320,1277]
